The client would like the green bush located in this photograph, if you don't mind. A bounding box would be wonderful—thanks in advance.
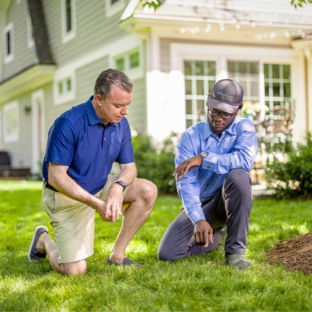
[265,132,312,199]
[132,133,177,194]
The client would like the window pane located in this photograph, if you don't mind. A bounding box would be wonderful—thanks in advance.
[272,82,280,96]
[184,61,192,75]
[283,65,291,79]
[228,61,235,74]
[66,0,72,32]
[58,82,63,94]
[185,79,192,95]
[116,58,124,71]
[129,51,139,68]
[239,62,247,74]
[207,61,216,76]
[284,83,291,97]
[186,100,192,114]
[195,61,204,75]
[196,80,204,95]
[66,78,72,91]
[264,64,269,77]
[6,31,11,55]
[272,64,280,79]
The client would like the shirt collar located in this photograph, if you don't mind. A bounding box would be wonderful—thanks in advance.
[86,95,116,127]
[203,116,238,139]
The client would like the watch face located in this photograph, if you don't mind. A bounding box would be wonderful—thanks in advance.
[200,152,208,158]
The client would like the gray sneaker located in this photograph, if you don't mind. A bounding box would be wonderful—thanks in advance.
[225,253,251,269]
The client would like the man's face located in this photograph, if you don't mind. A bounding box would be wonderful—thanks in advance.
[95,85,132,125]
[207,107,239,136]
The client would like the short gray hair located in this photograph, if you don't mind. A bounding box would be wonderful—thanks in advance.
[94,69,133,99]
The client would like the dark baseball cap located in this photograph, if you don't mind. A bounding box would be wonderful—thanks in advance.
[206,79,244,114]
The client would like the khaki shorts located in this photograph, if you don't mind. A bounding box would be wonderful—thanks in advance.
[42,175,129,264]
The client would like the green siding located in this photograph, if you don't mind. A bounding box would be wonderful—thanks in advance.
[43,0,129,66]
[76,56,109,104]
[127,77,147,134]
[2,0,38,81]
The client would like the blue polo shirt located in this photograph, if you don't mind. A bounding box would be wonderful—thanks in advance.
[42,96,134,194]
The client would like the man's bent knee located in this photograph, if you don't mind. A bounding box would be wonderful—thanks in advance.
[59,259,87,275]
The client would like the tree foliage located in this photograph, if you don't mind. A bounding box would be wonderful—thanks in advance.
[140,0,162,11]
[290,0,312,8]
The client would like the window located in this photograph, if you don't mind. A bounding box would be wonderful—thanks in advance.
[3,101,19,143]
[227,61,259,103]
[129,51,139,69]
[4,23,14,63]
[61,0,76,43]
[114,50,140,72]
[184,60,216,127]
[54,73,75,105]
[116,57,125,71]
[264,64,291,111]
[27,16,34,48]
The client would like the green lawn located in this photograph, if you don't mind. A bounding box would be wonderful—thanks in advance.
[0,180,311,312]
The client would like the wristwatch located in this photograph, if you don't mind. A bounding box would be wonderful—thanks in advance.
[199,152,208,163]
[114,180,127,191]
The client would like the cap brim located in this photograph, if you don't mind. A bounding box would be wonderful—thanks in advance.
[206,98,240,114]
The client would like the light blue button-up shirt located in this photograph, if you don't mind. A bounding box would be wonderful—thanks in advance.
[175,116,258,224]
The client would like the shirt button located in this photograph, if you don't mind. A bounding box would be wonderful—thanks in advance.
[104,138,106,140]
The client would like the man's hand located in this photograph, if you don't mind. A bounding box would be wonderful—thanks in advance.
[172,155,202,179]
[96,184,123,222]
[194,220,213,247]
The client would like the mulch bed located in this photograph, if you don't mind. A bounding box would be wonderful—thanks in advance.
[267,232,312,275]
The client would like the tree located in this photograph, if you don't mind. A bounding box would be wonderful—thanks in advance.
[140,0,162,11]
[291,0,312,8]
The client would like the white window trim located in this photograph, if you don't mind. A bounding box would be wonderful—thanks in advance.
[3,101,19,143]
[27,15,34,48]
[61,0,76,43]
[53,70,76,105]
[111,46,144,81]
[105,0,127,18]
[31,90,45,173]
[4,23,14,64]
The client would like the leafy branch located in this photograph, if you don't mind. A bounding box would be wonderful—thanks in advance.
[290,0,312,8]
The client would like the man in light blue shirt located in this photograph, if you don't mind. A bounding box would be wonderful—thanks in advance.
[158,79,258,269]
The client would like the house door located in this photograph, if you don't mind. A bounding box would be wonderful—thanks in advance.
[31,90,45,174]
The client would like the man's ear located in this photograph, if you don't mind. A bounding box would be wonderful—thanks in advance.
[95,94,103,106]
[238,104,243,110]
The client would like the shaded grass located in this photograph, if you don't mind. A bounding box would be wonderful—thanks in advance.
[0,180,311,311]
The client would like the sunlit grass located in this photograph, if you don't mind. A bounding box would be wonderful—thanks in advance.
[0,180,312,311]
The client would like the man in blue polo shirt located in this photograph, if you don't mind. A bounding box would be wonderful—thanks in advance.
[158,79,258,269]
[28,69,157,275]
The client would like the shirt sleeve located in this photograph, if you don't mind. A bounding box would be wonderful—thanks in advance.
[175,131,206,224]
[45,117,76,165]
[202,119,258,174]
[116,118,135,164]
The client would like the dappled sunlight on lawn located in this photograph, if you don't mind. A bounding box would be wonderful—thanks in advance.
[280,222,309,235]
[99,240,148,255]
[0,180,42,190]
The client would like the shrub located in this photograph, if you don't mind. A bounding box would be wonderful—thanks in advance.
[265,132,312,199]
[132,133,177,194]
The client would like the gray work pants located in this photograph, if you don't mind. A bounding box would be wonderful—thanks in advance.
[158,169,253,261]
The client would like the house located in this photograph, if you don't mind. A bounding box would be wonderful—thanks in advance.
[0,0,312,176]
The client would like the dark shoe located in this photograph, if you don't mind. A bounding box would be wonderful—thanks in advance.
[225,253,251,269]
[107,257,141,268]
[28,226,48,261]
